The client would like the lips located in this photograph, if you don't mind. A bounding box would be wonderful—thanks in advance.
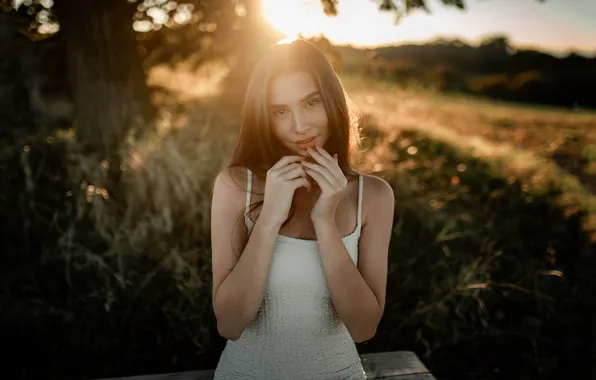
[295,136,317,146]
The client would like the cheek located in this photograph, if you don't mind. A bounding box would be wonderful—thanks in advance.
[270,119,293,144]
[312,107,329,134]
[270,118,285,136]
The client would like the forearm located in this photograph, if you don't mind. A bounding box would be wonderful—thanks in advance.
[214,219,279,340]
[315,220,383,343]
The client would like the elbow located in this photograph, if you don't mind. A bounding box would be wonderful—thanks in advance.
[213,298,245,341]
[216,319,243,341]
[352,309,383,344]
[214,300,255,341]
[220,331,242,341]
[353,326,377,344]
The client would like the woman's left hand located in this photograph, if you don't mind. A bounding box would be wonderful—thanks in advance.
[301,145,348,224]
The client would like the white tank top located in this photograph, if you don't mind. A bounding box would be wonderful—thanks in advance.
[213,168,366,380]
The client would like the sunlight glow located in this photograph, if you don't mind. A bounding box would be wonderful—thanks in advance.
[133,2,195,32]
[260,0,596,55]
[260,0,454,47]
[261,0,327,41]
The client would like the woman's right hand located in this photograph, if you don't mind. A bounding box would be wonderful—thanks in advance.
[260,155,310,229]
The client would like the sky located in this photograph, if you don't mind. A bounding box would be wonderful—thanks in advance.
[260,0,596,56]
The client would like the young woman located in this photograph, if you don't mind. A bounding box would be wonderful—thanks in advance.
[210,39,395,379]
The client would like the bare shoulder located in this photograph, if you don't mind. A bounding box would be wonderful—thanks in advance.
[361,173,394,200]
[213,166,248,196]
[359,173,395,220]
[211,166,251,212]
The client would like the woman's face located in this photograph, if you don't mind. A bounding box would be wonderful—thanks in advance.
[268,71,330,158]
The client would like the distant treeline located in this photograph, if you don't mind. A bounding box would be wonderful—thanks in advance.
[336,36,596,109]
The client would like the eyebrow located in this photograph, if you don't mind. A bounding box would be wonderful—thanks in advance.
[269,90,321,108]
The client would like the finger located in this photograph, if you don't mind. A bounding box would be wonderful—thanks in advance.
[277,162,302,176]
[307,146,343,183]
[301,161,341,190]
[307,146,334,166]
[280,165,307,181]
[306,147,335,172]
[302,162,338,191]
[322,150,346,186]
[270,155,305,171]
[290,177,311,192]
[304,167,334,193]
[315,145,336,162]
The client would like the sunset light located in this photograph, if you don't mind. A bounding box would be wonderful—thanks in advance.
[3,0,596,378]
[261,0,326,41]
[260,0,596,55]
[260,0,433,46]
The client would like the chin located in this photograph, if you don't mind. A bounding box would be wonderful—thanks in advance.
[298,149,310,158]
[285,144,309,157]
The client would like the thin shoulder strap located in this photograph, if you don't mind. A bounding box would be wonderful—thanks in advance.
[357,174,363,230]
[245,168,252,212]
[245,168,254,230]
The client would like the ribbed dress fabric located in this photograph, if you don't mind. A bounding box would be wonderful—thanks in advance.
[213,168,366,380]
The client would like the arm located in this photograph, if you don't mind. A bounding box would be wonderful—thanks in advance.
[210,168,279,341]
[315,176,394,343]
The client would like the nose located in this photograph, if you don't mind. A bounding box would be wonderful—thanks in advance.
[292,109,310,133]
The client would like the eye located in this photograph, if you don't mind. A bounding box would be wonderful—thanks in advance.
[272,108,288,117]
[306,97,321,107]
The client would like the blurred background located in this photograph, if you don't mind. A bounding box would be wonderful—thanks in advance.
[1,0,596,379]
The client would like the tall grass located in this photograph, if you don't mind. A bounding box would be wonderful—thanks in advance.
[0,102,239,379]
[2,82,595,380]
[355,124,596,380]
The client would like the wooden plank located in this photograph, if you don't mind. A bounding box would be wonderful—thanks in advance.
[380,375,436,380]
[361,351,435,379]
[93,370,215,380]
[93,350,435,380]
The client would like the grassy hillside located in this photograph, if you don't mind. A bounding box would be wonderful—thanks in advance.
[334,36,596,110]
[344,73,596,234]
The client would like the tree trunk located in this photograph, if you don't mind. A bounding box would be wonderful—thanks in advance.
[0,12,31,134]
[54,0,155,156]
[220,0,281,107]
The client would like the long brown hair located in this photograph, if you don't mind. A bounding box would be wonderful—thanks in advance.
[227,38,361,235]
